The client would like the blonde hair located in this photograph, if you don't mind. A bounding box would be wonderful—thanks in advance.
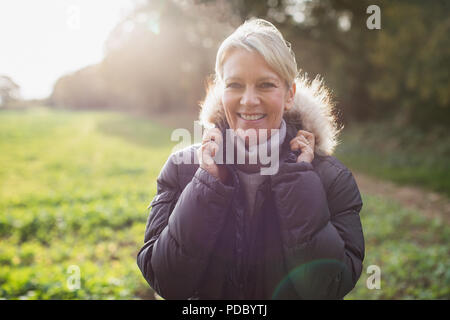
[215,19,297,87]
[199,18,341,156]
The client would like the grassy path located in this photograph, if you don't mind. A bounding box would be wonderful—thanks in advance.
[353,171,450,224]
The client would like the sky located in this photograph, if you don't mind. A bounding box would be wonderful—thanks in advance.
[0,0,137,100]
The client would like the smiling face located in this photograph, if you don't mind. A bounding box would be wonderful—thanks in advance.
[221,48,295,140]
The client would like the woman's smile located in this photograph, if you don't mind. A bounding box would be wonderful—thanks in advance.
[237,113,267,121]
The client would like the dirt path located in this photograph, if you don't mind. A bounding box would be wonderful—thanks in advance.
[352,171,450,224]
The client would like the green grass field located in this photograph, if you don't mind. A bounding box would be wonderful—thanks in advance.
[0,108,448,299]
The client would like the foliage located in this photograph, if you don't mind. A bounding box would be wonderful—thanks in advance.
[346,194,449,299]
[366,0,450,128]
[49,0,450,129]
[0,75,21,107]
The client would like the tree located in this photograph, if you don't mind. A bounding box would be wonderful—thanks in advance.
[0,75,20,107]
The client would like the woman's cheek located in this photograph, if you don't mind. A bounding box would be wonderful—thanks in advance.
[222,94,234,111]
[267,100,284,126]
[222,95,238,128]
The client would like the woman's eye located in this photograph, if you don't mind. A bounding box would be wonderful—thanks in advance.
[226,83,242,89]
[260,82,275,88]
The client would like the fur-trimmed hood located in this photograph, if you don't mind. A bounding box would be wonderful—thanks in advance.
[199,74,342,156]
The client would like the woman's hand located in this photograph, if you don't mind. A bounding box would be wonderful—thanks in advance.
[197,128,229,184]
[290,130,315,163]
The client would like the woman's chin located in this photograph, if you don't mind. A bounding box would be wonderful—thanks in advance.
[233,126,271,146]
[234,121,268,134]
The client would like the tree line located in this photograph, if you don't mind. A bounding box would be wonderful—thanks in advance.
[49,0,450,129]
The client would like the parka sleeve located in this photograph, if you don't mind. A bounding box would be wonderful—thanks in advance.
[271,160,364,299]
[136,153,234,299]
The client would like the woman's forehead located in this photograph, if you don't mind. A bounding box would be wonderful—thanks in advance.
[222,50,281,81]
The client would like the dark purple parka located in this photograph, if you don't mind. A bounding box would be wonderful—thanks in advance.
[137,122,364,299]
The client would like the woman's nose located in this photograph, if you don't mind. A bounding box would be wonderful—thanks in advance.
[240,87,260,107]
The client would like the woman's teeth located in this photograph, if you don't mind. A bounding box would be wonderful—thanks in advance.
[238,113,266,121]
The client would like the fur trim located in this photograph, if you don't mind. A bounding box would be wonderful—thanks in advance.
[199,74,342,156]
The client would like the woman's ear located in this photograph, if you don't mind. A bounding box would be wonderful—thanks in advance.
[284,82,296,111]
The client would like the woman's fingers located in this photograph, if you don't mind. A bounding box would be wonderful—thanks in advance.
[202,128,222,145]
[199,128,222,165]
[291,131,314,149]
[199,140,219,165]
[196,128,229,183]
[203,140,220,158]
[296,130,315,148]
[290,135,309,147]
[290,138,312,152]
[290,130,315,163]
[199,142,217,165]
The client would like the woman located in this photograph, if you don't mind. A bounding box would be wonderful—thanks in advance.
[137,18,364,300]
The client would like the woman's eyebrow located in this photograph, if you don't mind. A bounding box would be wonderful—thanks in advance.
[225,76,242,81]
[258,76,279,82]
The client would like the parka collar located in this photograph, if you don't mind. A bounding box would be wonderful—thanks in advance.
[200,75,341,156]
